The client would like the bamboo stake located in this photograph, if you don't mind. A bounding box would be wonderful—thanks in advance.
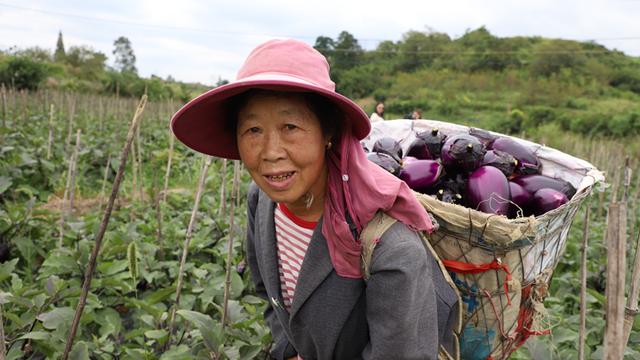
[130,131,139,203]
[65,98,76,153]
[168,156,212,339]
[135,117,144,202]
[162,134,174,203]
[46,104,55,160]
[61,95,148,360]
[222,161,240,328]
[623,229,640,347]
[578,204,590,360]
[1,84,6,129]
[603,202,628,360]
[219,159,228,217]
[98,155,112,213]
[68,130,81,213]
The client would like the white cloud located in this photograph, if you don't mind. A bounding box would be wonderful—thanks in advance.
[0,0,638,85]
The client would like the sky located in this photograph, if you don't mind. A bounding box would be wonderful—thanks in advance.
[1,0,639,86]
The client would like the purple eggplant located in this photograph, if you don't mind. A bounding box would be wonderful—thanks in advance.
[407,138,432,160]
[402,156,419,166]
[440,134,487,174]
[489,137,540,175]
[469,127,499,147]
[398,159,443,191]
[367,152,402,176]
[415,128,447,159]
[508,181,532,218]
[372,137,403,163]
[531,188,568,216]
[511,174,576,199]
[466,166,510,216]
[482,150,518,177]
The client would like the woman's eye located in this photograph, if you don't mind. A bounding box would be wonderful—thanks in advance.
[284,124,297,131]
[247,127,261,134]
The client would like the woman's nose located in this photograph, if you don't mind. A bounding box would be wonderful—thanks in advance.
[262,131,286,161]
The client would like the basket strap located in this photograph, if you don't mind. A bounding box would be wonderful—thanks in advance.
[360,212,398,281]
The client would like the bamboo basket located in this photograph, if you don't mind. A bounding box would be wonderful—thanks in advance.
[363,119,605,360]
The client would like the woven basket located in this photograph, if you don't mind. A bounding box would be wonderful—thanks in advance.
[363,120,604,360]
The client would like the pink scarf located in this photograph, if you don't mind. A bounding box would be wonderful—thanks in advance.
[322,127,435,278]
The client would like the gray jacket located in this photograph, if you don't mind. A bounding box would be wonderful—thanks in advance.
[246,183,459,360]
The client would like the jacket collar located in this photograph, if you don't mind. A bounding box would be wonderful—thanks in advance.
[256,190,334,320]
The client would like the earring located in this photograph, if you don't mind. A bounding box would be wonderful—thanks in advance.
[326,141,332,150]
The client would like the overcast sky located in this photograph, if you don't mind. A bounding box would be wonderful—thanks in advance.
[1,0,639,85]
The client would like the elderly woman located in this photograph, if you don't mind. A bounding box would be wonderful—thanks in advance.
[171,39,458,360]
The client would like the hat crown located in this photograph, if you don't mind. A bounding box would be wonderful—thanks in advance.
[237,39,335,91]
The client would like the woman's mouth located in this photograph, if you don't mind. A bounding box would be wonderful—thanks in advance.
[263,171,296,190]
[266,171,295,181]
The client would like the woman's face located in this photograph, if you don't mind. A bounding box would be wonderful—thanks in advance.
[236,93,329,213]
[375,103,384,115]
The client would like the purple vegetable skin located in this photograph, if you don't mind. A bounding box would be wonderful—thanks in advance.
[511,174,576,199]
[482,150,518,177]
[372,137,403,162]
[367,152,401,176]
[407,138,432,160]
[531,188,568,216]
[415,128,446,159]
[440,134,487,174]
[466,166,510,215]
[399,160,443,191]
[508,181,532,218]
[402,156,419,166]
[489,137,540,175]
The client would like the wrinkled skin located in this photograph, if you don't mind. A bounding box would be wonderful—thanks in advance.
[236,92,330,221]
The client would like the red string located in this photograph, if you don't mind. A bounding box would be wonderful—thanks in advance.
[443,258,513,306]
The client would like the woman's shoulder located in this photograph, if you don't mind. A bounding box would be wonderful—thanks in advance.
[371,220,429,263]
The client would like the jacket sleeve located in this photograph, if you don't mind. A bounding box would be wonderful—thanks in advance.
[245,183,297,360]
[361,224,440,360]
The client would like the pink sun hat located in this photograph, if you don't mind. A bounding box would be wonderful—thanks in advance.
[170,38,371,159]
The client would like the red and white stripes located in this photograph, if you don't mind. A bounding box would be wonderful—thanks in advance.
[274,203,316,311]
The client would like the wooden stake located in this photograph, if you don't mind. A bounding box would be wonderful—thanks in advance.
[98,155,112,213]
[578,204,590,360]
[623,229,640,347]
[135,117,144,202]
[603,202,628,360]
[68,130,81,213]
[1,84,6,129]
[46,104,55,160]
[161,134,174,203]
[222,161,240,328]
[61,95,148,360]
[65,98,76,153]
[168,156,212,339]
[219,159,228,217]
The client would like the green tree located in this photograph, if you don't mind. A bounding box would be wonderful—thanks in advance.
[65,46,107,80]
[332,31,363,71]
[398,30,451,71]
[0,56,47,90]
[313,35,335,61]
[529,40,587,77]
[112,36,137,74]
[55,31,66,62]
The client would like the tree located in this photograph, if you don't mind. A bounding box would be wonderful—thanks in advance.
[112,36,137,74]
[65,46,107,80]
[55,31,66,62]
[333,31,363,71]
[314,36,335,61]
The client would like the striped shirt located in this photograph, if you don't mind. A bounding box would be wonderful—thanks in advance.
[274,202,317,311]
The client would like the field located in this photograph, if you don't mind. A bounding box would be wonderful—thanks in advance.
[0,88,639,359]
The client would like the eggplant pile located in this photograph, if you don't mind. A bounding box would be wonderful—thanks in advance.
[365,129,576,218]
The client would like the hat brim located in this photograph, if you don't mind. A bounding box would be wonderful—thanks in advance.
[170,73,371,160]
